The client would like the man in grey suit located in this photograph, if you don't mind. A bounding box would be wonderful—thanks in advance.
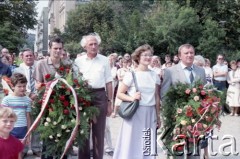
[160,44,208,159]
[14,48,41,157]
[161,44,206,99]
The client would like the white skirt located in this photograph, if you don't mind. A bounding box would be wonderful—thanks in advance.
[113,105,157,159]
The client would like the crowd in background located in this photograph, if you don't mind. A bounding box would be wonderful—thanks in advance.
[0,38,240,159]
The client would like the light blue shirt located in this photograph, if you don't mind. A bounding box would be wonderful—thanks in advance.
[1,95,31,127]
[180,62,195,84]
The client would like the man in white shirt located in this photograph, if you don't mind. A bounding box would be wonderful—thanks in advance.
[75,33,113,159]
[212,54,228,90]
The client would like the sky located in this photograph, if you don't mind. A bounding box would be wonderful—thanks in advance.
[28,1,48,34]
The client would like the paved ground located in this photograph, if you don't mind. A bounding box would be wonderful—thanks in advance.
[25,114,240,159]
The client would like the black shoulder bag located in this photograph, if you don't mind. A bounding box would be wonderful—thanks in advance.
[118,71,139,120]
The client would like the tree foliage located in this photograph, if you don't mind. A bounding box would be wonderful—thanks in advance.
[0,0,37,52]
[58,0,239,61]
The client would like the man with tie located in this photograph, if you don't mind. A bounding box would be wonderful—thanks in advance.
[161,44,206,99]
[13,48,41,157]
[160,44,207,158]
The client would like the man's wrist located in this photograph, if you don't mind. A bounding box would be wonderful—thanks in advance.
[108,99,113,102]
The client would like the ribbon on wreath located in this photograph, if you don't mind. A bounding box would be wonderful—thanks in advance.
[23,78,80,159]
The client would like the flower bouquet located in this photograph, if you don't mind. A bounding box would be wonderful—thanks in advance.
[26,63,99,158]
[161,81,223,158]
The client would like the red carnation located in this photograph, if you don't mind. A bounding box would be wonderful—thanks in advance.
[205,116,213,122]
[186,111,193,117]
[60,95,65,101]
[59,66,65,71]
[63,101,69,107]
[73,79,78,84]
[197,107,204,115]
[85,101,91,107]
[61,84,66,88]
[173,144,184,151]
[38,100,43,105]
[51,91,56,95]
[78,97,84,102]
[63,109,69,115]
[66,88,71,93]
[49,108,54,112]
[66,69,70,73]
[197,123,203,129]
[200,90,206,96]
[49,99,54,104]
[40,83,46,87]
[45,74,51,79]
[71,104,75,110]
[198,85,204,90]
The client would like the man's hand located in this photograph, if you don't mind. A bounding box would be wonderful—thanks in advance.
[107,101,113,117]
[29,93,37,100]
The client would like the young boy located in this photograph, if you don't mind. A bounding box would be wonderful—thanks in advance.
[0,107,24,159]
[1,73,31,156]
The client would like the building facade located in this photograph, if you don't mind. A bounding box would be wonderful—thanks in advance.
[48,0,91,36]
[35,7,49,55]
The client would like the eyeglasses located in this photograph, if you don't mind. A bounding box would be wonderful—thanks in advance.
[141,54,153,57]
[218,58,223,60]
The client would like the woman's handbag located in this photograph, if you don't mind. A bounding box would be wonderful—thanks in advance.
[118,71,139,119]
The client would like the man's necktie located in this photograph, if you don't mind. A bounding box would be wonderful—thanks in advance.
[29,66,34,92]
[186,67,194,83]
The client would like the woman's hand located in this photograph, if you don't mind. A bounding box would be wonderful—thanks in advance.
[133,91,141,101]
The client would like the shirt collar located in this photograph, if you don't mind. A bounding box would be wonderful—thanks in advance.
[180,61,194,70]
[85,53,99,60]
[47,57,53,65]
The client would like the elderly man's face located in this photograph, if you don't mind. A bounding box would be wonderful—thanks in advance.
[1,48,9,56]
[22,51,35,66]
[85,36,99,55]
[179,47,195,67]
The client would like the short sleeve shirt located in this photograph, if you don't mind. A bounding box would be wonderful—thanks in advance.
[0,135,24,159]
[212,64,228,81]
[74,54,112,88]
[123,71,160,106]
[1,95,31,127]
[33,57,70,83]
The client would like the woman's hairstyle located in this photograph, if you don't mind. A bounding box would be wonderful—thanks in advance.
[0,107,17,121]
[80,32,101,48]
[121,58,128,63]
[194,55,205,67]
[131,44,154,65]
[204,58,211,65]
[11,73,27,87]
[230,60,236,66]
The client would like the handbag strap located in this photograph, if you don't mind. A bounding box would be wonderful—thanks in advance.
[131,71,139,92]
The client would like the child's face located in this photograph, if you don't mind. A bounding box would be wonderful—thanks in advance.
[13,82,27,97]
[0,116,15,135]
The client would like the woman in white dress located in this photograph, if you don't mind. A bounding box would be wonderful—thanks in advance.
[226,60,240,116]
[113,44,161,159]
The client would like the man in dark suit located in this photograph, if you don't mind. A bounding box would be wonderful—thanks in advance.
[160,44,206,99]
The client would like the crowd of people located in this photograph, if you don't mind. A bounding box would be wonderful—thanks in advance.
[0,33,239,159]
